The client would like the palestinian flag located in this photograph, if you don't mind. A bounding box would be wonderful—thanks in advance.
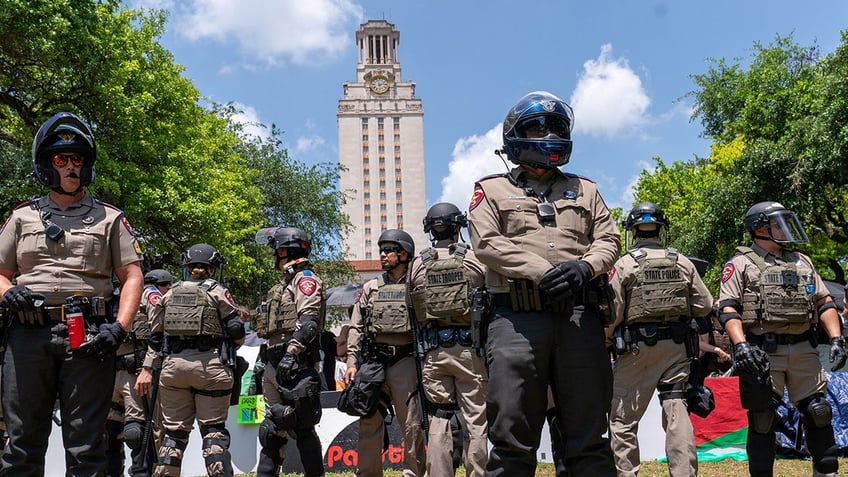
[690,377,748,461]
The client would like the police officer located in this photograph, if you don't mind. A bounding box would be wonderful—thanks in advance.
[253,227,325,477]
[606,203,714,477]
[106,269,172,477]
[408,202,487,477]
[0,112,145,475]
[719,201,847,477]
[145,244,245,477]
[467,91,620,476]
[344,229,426,477]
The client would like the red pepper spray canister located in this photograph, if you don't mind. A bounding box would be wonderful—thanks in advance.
[66,297,85,350]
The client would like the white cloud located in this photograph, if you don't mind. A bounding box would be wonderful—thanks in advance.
[570,44,650,138]
[296,134,326,153]
[438,124,511,212]
[230,103,269,139]
[170,0,364,64]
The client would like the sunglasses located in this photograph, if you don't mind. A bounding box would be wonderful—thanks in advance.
[51,153,84,168]
[380,246,402,255]
[515,115,570,138]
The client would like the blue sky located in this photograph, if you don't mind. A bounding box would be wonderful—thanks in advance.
[133,0,848,213]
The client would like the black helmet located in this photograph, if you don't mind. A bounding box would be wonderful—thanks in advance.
[423,202,467,233]
[502,91,574,168]
[269,227,311,257]
[623,202,670,231]
[144,269,173,285]
[31,112,96,189]
[743,201,809,244]
[181,243,226,268]
[378,229,415,256]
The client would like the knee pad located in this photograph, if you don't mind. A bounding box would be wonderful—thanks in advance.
[158,430,190,469]
[747,409,777,434]
[200,424,233,477]
[258,419,286,449]
[124,420,145,450]
[799,394,832,429]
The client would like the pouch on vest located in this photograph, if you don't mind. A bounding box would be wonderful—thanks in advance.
[737,247,811,324]
[369,277,411,334]
[412,245,472,327]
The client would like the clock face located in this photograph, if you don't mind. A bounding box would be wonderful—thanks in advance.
[370,76,389,94]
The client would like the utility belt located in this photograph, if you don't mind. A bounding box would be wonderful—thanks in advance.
[420,325,473,351]
[364,342,413,366]
[492,290,577,313]
[746,330,813,353]
[625,321,690,346]
[15,296,111,326]
[166,335,223,353]
[498,276,607,313]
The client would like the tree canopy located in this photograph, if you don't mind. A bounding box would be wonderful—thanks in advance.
[632,33,848,287]
[0,0,350,305]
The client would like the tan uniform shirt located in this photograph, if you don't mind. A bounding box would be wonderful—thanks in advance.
[467,167,620,292]
[606,239,714,344]
[408,240,486,327]
[347,273,412,369]
[0,192,142,305]
[719,242,827,335]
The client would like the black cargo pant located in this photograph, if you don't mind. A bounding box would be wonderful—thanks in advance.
[485,303,615,477]
[1,322,116,476]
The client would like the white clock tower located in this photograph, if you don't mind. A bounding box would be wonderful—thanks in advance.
[338,20,427,266]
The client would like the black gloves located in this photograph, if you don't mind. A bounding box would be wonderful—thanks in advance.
[733,341,770,376]
[74,322,127,360]
[829,337,847,371]
[1,285,40,312]
[276,352,298,383]
[538,260,593,300]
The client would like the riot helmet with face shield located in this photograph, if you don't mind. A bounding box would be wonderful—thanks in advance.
[743,201,809,245]
[501,91,574,168]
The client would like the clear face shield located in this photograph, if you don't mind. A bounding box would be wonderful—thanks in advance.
[765,211,809,244]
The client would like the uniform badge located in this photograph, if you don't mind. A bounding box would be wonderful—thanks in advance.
[469,184,485,211]
[608,267,616,281]
[298,277,318,296]
[224,289,235,305]
[721,263,735,283]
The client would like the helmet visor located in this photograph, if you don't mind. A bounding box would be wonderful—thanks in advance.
[514,115,570,139]
[767,211,809,244]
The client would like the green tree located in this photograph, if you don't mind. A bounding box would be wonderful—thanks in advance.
[0,0,351,305]
[633,33,848,283]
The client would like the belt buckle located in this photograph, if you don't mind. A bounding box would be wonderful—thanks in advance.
[386,345,397,356]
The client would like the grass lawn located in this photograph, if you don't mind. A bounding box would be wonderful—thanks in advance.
[228,457,848,476]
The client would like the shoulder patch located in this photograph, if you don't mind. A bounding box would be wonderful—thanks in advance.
[224,288,235,305]
[608,267,616,281]
[119,214,137,236]
[469,184,485,211]
[298,276,318,296]
[354,288,364,304]
[720,263,735,283]
[147,289,162,306]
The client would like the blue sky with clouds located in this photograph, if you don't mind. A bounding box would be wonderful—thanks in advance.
[134,0,848,213]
